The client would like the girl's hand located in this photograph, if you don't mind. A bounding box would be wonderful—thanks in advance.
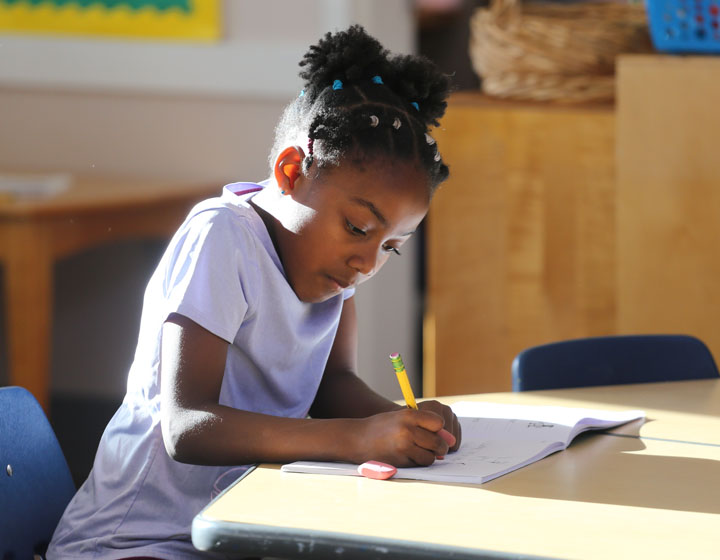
[356,403,458,467]
[417,400,462,452]
[355,408,451,467]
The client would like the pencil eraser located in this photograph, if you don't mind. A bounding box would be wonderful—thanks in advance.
[358,460,397,480]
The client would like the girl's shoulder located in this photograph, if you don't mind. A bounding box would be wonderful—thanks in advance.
[173,181,274,263]
[182,181,266,234]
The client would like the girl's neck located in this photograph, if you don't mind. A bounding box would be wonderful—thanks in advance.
[248,188,282,261]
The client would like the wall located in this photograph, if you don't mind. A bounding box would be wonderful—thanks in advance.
[0,0,423,401]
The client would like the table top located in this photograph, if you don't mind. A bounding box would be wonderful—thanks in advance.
[193,379,720,560]
[441,379,720,445]
[0,173,220,218]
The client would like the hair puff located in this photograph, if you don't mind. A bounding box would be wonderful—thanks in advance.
[387,54,451,128]
[298,24,391,101]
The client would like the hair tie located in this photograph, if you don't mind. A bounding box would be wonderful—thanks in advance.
[372,75,383,85]
[392,117,401,130]
[332,79,343,91]
[369,115,379,127]
[411,102,419,111]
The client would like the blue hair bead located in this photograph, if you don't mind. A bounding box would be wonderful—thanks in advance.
[332,79,343,90]
[372,75,383,85]
[299,90,305,97]
[411,101,419,111]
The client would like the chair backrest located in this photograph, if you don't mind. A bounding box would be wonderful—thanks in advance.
[0,386,76,559]
[512,334,720,391]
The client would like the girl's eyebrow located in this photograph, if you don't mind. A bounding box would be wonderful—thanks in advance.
[350,196,416,237]
[350,196,387,226]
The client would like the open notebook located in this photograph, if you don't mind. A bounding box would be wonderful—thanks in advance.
[282,402,645,484]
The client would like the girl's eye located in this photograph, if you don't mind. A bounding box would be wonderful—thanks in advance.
[346,219,366,236]
[383,245,402,256]
[346,219,401,255]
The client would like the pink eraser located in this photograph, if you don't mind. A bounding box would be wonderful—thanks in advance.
[358,460,397,480]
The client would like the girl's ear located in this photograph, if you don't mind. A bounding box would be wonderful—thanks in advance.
[273,146,305,194]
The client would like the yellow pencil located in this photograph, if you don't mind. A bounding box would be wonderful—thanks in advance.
[389,352,418,410]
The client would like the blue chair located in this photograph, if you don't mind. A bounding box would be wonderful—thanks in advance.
[512,334,720,391]
[0,386,76,560]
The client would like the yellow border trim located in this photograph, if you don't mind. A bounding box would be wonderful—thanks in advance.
[0,0,220,42]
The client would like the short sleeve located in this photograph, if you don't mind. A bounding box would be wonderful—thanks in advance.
[160,208,254,343]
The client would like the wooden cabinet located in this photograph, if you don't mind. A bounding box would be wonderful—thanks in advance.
[425,93,615,396]
[616,56,720,356]
[424,56,720,397]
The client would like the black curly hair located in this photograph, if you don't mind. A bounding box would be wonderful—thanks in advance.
[270,25,451,193]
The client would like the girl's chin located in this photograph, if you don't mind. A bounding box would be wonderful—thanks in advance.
[292,285,337,304]
[296,278,346,303]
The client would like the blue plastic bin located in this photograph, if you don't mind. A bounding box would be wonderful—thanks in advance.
[646,0,720,52]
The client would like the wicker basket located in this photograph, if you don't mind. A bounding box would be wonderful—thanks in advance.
[469,0,654,103]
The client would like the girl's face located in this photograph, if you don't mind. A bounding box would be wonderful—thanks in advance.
[274,160,430,303]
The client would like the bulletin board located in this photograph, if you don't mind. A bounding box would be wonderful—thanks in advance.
[0,0,220,41]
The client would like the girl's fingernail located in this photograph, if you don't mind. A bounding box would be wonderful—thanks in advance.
[439,428,456,447]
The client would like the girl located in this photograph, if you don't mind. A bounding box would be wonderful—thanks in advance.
[48,25,462,559]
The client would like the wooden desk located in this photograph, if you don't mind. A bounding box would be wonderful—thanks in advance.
[192,379,720,559]
[0,176,218,410]
[447,379,720,445]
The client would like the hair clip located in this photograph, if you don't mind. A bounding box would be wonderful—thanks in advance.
[434,152,441,162]
[392,117,401,130]
[411,102,419,111]
[372,75,384,85]
[369,115,379,127]
[303,155,313,172]
[425,133,435,145]
[332,79,343,91]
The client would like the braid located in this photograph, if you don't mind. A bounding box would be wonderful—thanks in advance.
[270,25,451,192]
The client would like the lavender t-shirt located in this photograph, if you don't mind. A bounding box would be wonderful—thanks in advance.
[48,181,352,559]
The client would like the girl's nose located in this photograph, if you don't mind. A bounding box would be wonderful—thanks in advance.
[347,254,375,277]
[347,246,384,278]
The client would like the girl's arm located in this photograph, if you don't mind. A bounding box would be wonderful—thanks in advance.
[309,296,402,418]
[310,297,462,450]
[159,310,453,467]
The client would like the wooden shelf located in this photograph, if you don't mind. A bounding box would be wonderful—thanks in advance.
[425,57,720,396]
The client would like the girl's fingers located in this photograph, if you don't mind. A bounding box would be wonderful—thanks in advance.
[381,407,459,466]
[411,424,449,459]
[438,428,456,447]
[407,444,438,467]
[453,417,463,451]
[415,401,462,452]
[412,409,445,433]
